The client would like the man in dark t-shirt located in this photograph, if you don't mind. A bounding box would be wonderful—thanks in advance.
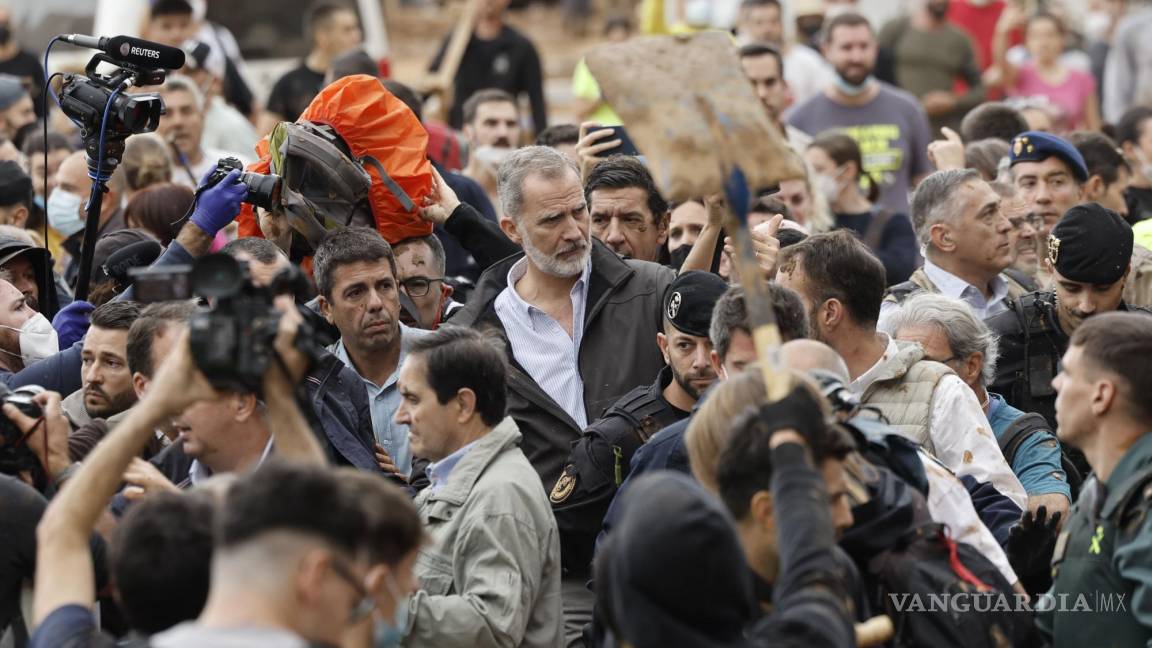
[264,2,362,125]
[429,0,547,134]
[0,9,45,120]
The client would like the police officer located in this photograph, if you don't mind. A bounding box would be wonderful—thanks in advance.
[550,271,728,577]
[987,203,1151,432]
[1038,311,1152,646]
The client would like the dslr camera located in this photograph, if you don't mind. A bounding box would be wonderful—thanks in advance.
[130,254,335,393]
[0,385,45,476]
[204,157,283,212]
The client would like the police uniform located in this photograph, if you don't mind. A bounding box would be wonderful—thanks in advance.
[987,204,1151,430]
[1038,433,1152,646]
[549,271,728,576]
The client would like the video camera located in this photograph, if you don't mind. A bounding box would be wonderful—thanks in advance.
[129,254,336,393]
[0,385,45,477]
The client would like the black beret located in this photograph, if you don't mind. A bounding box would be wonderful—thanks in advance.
[662,270,729,337]
[1009,131,1089,183]
[1048,203,1133,285]
[0,160,31,208]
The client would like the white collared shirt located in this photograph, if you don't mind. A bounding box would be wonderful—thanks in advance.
[188,436,274,486]
[879,259,1010,328]
[494,258,592,428]
[851,334,1028,511]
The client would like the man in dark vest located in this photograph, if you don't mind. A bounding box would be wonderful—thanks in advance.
[1038,311,1152,646]
[987,203,1151,430]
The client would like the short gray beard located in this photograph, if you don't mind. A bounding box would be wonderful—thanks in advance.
[517,222,591,278]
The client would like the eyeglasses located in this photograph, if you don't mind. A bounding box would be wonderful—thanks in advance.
[330,556,377,625]
[400,276,444,298]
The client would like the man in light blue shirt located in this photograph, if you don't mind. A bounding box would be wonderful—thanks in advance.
[880,169,1035,328]
[314,227,430,479]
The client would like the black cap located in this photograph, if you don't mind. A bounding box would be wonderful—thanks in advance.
[0,160,31,208]
[662,271,729,337]
[1009,131,1089,183]
[1048,203,1133,284]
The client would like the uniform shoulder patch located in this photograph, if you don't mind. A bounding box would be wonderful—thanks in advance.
[550,468,578,504]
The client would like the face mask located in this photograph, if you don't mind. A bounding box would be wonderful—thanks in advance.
[816,167,846,204]
[472,146,514,170]
[668,244,694,270]
[373,573,410,648]
[0,313,59,365]
[833,73,873,97]
[47,189,86,237]
[33,194,44,211]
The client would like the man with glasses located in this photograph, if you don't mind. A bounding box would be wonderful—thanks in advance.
[394,234,462,330]
[880,169,1036,326]
[396,326,562,647]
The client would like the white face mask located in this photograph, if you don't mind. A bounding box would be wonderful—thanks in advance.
[816,166,847,204]
[47,188,86,237]
[684,0,712,26]
[0,313,59,365]
[473,145,514,170]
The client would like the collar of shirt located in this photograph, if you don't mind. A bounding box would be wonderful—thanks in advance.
[189,435,275,486]
[425,439,480,493]
[922,258,1008,316]
[501,255,592,332]
[850,332,899,395]
[331,322,419,391]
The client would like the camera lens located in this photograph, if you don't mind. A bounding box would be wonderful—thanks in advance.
[240,172,283,211]
[190,254,246,299]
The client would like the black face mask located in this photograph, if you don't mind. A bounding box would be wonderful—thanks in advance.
[0,25,11,47]
[668,244,694,270]
[797,18,823,39]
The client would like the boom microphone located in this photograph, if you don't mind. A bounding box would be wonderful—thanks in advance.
[61,34,186,70]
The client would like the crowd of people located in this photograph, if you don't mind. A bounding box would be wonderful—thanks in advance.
[1,0,1152,646]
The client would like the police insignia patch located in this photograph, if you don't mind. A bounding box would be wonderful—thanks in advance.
[550,470,577,503]
[667,291,682,320]
[1047,235,1061,267]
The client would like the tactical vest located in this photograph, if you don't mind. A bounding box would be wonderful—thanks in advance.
[1047,465,1152,647]
[1124,243,1152,309]
[986,291,1064,429]
[860,340,955,454]
[882,266,1036,308]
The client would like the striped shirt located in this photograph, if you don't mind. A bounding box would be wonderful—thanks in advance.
[494,258,592,429]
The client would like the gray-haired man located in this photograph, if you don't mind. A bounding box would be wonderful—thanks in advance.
[885,292,1072,520]
[451,145,674,645]
[880,169,1035,326]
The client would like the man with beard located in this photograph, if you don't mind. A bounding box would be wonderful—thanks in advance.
[549,271,727,625]
[156,75,244,188]
[62,301,142,431]
[314,227,431,482]
[450,146,673,644]
[461,88,521,216]
[786,12,934,214]
[776,229,1027,509]
[988,204,1152,430]
[878,0,986,132]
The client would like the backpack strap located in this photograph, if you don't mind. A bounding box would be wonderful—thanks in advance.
[997,412,1051,467]
[361,155,416,213]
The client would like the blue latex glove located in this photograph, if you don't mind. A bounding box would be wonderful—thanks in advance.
[191,168,247,236]
[51,300,94,351]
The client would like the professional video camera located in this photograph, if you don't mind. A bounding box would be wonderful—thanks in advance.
[130,254,336,393]
[203,156,283,212]
[53,34,185,301]
[0,385,45,477]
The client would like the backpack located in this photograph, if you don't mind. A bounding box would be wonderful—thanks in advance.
[424,121,470,171]
[998,412,1083,501]
[237,75,434,250]
[868,524,1041,647]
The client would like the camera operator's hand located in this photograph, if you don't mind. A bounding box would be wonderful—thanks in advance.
[576,122,619,179]
[419,166,462,226]
[191,168,247,237]
[4,391,72,482]
[144,329,223,418]
[264,295,310,393]
[121,457,180,501]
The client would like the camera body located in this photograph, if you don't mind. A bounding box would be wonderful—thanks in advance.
[0,385,45,476]
[130,254,335,393]
[205,156,283,212]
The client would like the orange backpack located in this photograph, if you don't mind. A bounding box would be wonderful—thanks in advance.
[236,75,434,248]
